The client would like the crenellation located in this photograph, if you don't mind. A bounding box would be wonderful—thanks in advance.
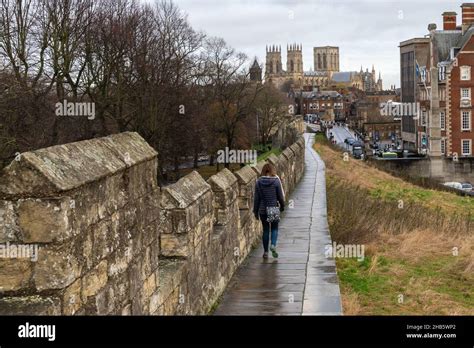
[0,131,305,315]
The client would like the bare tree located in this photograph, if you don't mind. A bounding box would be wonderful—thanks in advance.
[203,37,259,166]
[255,83,288,146]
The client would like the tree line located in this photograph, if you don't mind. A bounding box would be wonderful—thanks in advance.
[0,0,289,181]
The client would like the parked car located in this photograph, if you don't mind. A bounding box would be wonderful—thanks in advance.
[352,142,364,159]
[382,152,398,159]
[402,150,418,158]
[460,182,473,192]
[345,137,355,145]
[443,182,463,190]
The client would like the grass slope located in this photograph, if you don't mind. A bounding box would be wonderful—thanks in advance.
[314,134,473,315]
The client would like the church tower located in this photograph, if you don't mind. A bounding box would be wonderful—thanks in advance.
[377,71,383,91]
[314,46,339,74]
[287,44,303,87]
[265,45,282,79]
[287,43,303,74]
[250,58,262,83]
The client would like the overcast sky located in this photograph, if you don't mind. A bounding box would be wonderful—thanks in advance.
[171,0,460,88]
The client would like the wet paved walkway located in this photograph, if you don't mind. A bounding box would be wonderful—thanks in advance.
[214,133,342,315]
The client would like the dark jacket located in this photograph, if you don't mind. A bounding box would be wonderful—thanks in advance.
[253,176,285,217]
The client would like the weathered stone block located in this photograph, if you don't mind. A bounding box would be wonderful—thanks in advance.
[149,290,162,315]
[0,132,156,198]
[0,200,18,243]
[0,296,61,315]
[208,169,239,226]
[62,278,82,315]
[95,284,116,315]
[142,272,157,299]
[250,161,266,177]
[34,246,81,291]
[234,166,257,210]
[18,198,72,243]
[192,214,213,250]
[126,160,158,201]
[0,258,32,292]
[160,233,189,257]
[161,171,210,209]
[82,260,108,300]
[121,303,132,315]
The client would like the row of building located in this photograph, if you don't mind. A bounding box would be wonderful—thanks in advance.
[399,2,474,159]
[249,44,383,92]
[250,2,474,161]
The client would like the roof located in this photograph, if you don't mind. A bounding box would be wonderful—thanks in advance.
[399,37,430,47]
[304,71,327,77]
[301,90,342,99]
[332,72,356,83]
[314,46,339,49]
[455,26,474,53]
[251,59,260,69]
[432,30,462,62]
[429,26,474,63]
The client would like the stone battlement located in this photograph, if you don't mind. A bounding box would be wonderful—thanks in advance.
[0,132,305,315]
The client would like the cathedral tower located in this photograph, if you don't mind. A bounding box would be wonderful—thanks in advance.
[250,58,262,83]
[314,46,339,74]
[265,45,282,77]
[287,43,303,74]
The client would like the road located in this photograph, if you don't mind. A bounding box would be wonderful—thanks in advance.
[327,125,357,149]
[308,122,358,152]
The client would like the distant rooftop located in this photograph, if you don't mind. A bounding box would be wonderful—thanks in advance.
[332,71,356,83]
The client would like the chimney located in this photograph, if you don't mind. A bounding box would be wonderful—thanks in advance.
[461,3,474,33]
[442,11,457,30]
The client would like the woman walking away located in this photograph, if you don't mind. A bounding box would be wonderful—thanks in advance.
[253,163,285,258]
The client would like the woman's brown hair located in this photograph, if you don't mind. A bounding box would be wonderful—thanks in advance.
[260,163,277,177]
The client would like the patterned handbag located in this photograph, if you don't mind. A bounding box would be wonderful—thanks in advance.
[265,206,281,223]
[257,181,281,223]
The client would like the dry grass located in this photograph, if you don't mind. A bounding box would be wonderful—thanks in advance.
[315,137,474,215]
[315,136,473,315]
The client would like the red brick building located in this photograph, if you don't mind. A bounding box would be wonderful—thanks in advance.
[400,3,474,158]
[447,12,474,158]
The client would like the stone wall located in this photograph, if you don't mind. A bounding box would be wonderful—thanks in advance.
[0,132,305,315]
[369,156,474,182]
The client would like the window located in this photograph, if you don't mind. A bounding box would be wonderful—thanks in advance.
[441,139,446,154]
[440,111,446,130]
[439,65,446,81]
[440,87,446,101]
[462,111,471,130]
[461,66,471,81]
[420,66,427,82]
[462,139,472,156]
[421,110,427,126]
[461,88,470,99]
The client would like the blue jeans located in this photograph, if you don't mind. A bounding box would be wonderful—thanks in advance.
[260,214,279,252]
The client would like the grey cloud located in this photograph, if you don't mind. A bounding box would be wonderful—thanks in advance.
[170,0,461,87]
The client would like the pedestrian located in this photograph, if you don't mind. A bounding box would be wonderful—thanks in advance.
[253,163,285,259]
